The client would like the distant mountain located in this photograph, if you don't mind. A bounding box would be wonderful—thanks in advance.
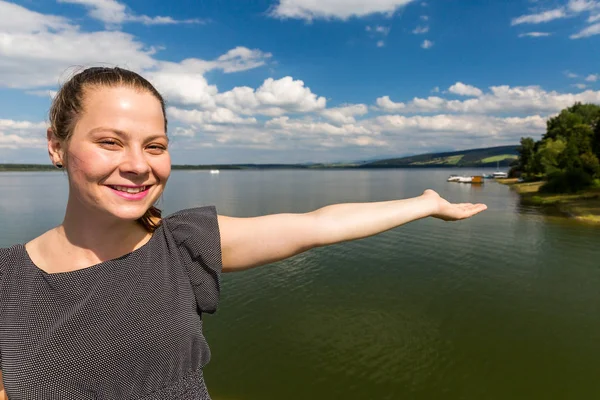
[359,145,518,168]
[0,145,520,171]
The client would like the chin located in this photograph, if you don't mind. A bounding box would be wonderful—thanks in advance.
[105,205,154,222]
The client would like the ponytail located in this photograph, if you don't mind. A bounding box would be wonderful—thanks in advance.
[137,206,162,233]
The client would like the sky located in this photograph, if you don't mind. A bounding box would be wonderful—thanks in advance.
[0,0,599,164]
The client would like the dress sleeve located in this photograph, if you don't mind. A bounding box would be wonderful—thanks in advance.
[0,247,8,368]
[162,207,222,314]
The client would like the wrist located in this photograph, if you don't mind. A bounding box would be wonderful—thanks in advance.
[419,190,441,218]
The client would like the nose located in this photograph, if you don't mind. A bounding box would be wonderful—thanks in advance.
[120,147,151,176]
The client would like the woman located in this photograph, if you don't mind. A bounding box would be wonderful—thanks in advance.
[0,67,486,399]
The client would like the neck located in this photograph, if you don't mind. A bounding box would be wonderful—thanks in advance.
[60,198,150,263]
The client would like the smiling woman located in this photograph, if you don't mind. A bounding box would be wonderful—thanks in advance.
[0,67,486,400]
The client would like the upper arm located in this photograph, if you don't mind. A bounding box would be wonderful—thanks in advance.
[218,213,321,272]
[0,370,6,400]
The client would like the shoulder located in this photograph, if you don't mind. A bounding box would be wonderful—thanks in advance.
[161,206,219,234]
[0,245,22,277]
[158,206,221,255]
[163,206,218,223]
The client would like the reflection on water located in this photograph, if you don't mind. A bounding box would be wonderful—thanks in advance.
[1,170,599,400]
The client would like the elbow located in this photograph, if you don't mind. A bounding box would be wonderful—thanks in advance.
[309,209,340,248]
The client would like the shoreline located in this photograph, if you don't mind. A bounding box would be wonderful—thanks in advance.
[497,178,600,224]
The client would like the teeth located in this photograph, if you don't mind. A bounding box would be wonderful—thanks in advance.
[112,185,146,194]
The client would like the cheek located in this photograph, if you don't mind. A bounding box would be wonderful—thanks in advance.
[155,154,171,182]
[68,147,115,181]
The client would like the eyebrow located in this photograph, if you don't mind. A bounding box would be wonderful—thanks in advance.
[88,127,169,143]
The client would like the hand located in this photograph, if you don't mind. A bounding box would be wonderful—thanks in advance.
[422,189,488,221]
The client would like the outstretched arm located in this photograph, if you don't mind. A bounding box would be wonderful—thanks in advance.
[218,189,487,272]
[0,370,6,400]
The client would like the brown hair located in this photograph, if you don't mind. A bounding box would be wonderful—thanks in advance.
[49,66,168,233]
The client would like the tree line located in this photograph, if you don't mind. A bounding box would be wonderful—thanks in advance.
[511,103,600,193]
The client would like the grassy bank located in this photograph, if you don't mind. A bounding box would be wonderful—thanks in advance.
[497,179,600,223]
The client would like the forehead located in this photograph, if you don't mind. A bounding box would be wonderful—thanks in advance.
[77,85,166,136]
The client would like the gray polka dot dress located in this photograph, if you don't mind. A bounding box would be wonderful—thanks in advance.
[0,207,222,399]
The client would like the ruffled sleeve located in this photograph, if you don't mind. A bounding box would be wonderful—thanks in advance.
[162,206,222,314]
[0,247,9,367]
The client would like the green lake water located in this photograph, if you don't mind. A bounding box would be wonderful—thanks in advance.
[1,169,599,399]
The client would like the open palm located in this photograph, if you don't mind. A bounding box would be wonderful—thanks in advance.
[423,189,488,221]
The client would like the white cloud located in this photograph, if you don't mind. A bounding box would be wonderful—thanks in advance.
[167,107,258,126]
[263,116,387,149]
[268,0,415,21]
[146,61,218,108]
[254,77,327,113]
[420,15,429,20]
[376,84,600,114]
[431,86,440,93]
[511,8,567,25]
[518,31,552,37]
[267,116,373,137]
[146,49,273,109]
[26,90,58,99]
[366,25,390,35]
[375,26,390,35]
[511,1,600,38]
[376,96,406,111]
[571,22,600,37]
[567,0,600,13]
[368,114,546,138]
[421,39,434,49]
[448,82,483,97]
[0,1,158,88]
[321,104,368,124]
[57,0,203,27]
[586,74,599,82]
[412,25,429,34]
[213,77,327,116]
[377,40,385,47]
[565,71,579,78]
[0,1,71,33]
[573,83,587,89]
[0,119,47,149]
[3,0,599,161]
[214,47,273,73]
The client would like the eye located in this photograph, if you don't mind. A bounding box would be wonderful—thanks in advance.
[147,143,168,154]
[99,139,119,147]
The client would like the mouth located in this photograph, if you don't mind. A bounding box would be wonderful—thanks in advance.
[108,185,151,194]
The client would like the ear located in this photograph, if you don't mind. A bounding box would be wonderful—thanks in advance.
[47,128,65,167]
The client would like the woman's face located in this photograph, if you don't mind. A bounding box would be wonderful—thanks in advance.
[62,85,171,222]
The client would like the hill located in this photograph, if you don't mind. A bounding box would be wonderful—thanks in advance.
[360,145,518,168]
[0,145,519,171]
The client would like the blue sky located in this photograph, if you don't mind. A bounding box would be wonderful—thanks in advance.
[0,0,599,164]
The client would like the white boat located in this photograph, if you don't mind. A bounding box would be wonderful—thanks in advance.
[209,169,220,174]
[447,175,484,184]
[492,161,508,179]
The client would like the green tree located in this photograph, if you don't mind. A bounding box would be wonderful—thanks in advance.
[537,138,566,175]
[580,152,600,177]
[594,117,600,160]
[544,103,600,142]
[517,137,537,176]
[514,102,600,193]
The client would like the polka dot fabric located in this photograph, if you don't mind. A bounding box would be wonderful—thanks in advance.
[0,207,222,399]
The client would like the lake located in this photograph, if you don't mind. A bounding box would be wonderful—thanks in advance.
[1,169,599,399]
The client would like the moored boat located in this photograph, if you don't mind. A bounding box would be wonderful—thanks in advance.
[447,175,484,184]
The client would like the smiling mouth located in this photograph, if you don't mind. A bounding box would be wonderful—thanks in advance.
[108,185,150,194]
